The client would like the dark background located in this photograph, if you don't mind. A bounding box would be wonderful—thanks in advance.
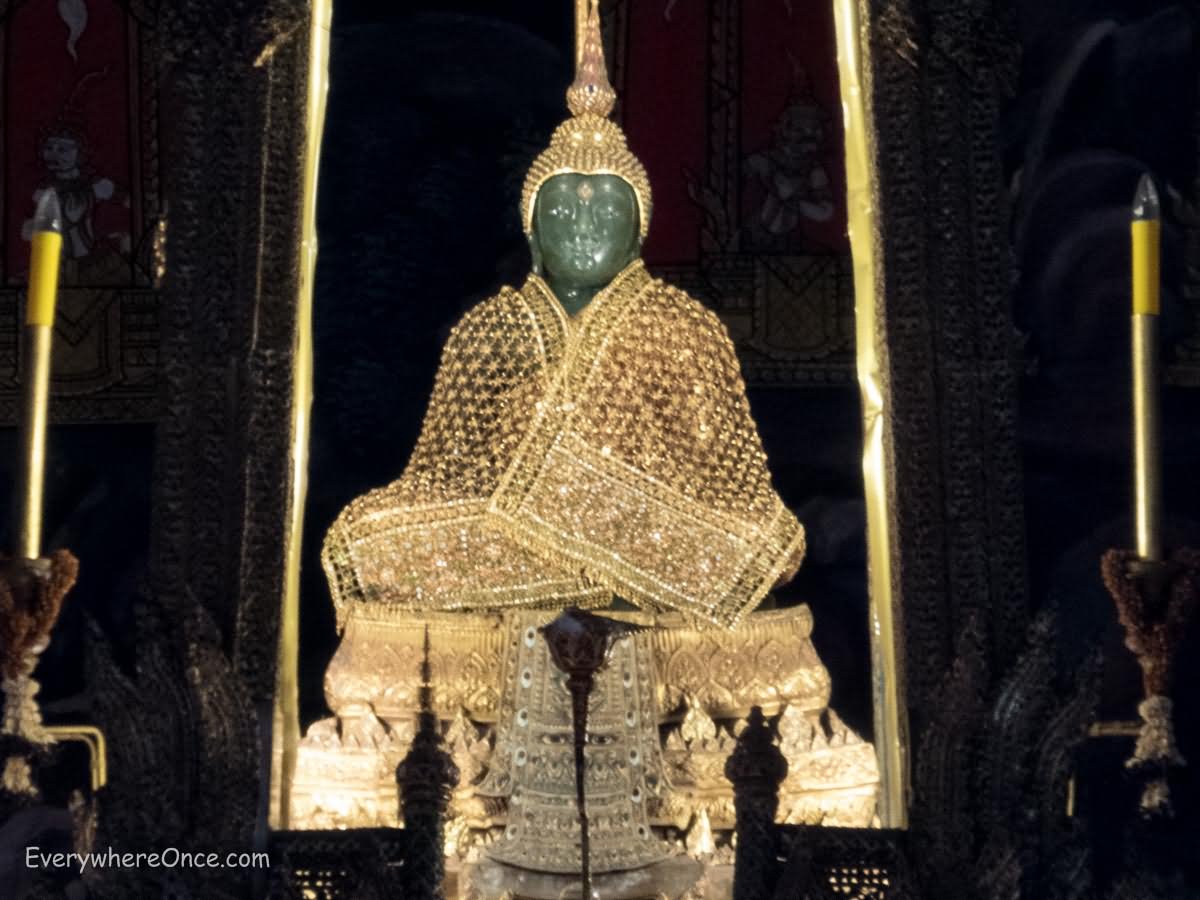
[1004,1,1200,844]
[1008,4,1200,713]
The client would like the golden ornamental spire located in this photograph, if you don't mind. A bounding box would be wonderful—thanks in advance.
[520,0,652,238]
[566,0,616,118]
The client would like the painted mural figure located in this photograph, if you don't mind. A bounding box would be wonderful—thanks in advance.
[21,127,127,284]
[746,76,834,239]
[19,72,129,285]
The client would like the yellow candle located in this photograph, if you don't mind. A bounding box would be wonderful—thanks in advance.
[28,229,63,326]
[15,190,63,559]
[1130,174,1161,561]
[1131,219,1160,316]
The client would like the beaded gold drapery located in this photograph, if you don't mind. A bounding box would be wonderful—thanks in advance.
[322,261,804,630]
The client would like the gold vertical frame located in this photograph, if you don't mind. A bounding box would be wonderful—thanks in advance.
[833,0,908,826]
[270,0,332,829]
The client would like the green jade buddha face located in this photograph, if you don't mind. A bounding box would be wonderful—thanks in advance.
[530,173,641,317]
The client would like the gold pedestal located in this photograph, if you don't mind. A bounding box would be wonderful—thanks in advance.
[289,605,879,855]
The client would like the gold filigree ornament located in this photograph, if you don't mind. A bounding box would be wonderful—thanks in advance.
[519,0,651,238]
[324,258,805,629]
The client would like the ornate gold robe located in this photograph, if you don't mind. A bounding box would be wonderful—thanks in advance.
[322,260,804,629]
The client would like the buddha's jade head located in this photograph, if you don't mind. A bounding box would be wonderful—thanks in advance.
[530,173,641,308]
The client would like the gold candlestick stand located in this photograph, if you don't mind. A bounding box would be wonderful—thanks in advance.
[1101,175,1199,816]
[0,190,82,798]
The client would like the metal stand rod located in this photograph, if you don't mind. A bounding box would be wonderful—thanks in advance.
[568,672,593,899]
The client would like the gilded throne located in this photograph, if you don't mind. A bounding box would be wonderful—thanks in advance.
[290,2,878,871]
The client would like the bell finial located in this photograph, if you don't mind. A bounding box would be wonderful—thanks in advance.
[566,0,616,118]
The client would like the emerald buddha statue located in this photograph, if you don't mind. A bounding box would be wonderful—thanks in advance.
[295,3,878,874]
[321,25,804,634]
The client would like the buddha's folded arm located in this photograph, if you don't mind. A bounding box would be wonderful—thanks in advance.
[321,286,603,629]
[488,264,805,629]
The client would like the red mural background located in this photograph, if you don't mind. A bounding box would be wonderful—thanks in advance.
[0,0,160,421]
[620,1,708,266]
[4,0,138,282]
[606,0,853,386]
[740,0,845,255]
[618,0,847,264]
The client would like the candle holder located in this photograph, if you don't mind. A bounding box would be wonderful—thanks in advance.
[0,550,78,796]
[1101,547,1200,816]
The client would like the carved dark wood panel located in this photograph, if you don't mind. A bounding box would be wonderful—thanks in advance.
[79,0,311,894]
[867,0,1028,728]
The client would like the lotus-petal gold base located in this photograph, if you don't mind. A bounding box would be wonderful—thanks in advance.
[288,605,879,856]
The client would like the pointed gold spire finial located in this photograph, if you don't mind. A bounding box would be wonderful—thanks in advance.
[566,0,616,118]
[520,0,652,238]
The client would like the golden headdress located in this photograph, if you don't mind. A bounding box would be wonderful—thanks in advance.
[520,1,652,239]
